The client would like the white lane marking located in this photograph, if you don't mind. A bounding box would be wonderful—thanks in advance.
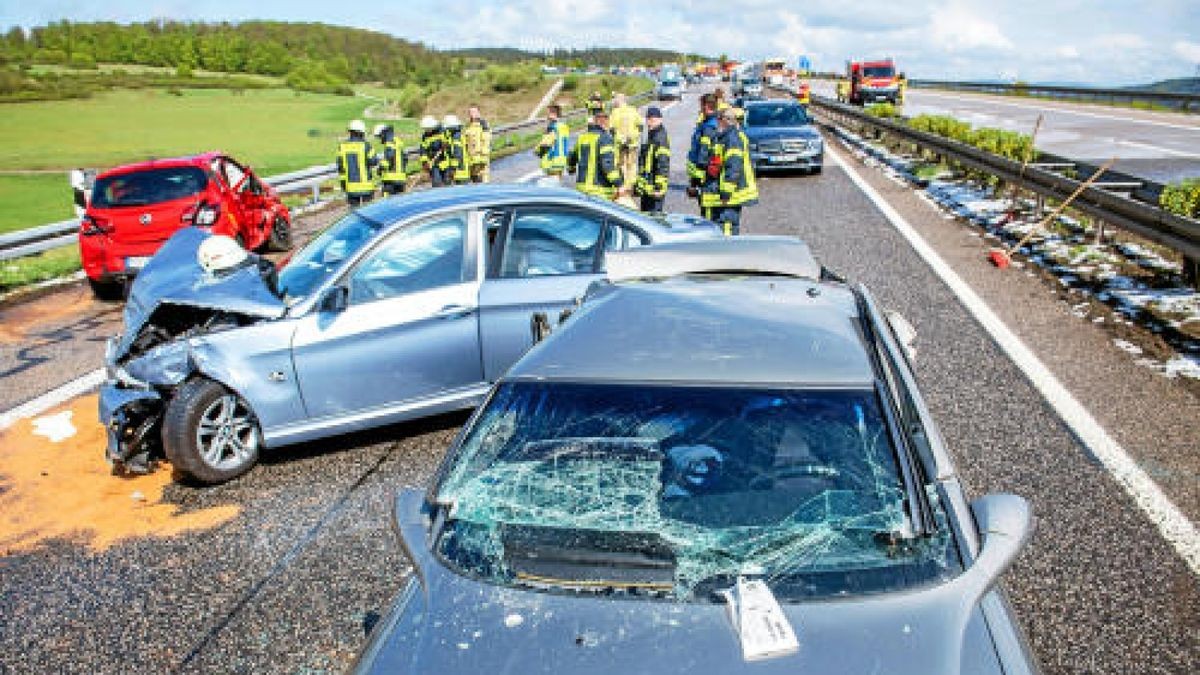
[0,368,106,431]
[1115,139,1200,159]
[827,144,1200,576]
[516,170,543,184]
[913,90,1200,133]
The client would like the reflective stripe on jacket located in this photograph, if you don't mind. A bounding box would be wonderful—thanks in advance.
[636,125,671,197]
[464,120,491,166]
[539,120,570,173]
[702,127,758,207]
[687,114,720,182]
[444,130,469,181]
[337,139,375,194]
[421,130,444,170]
[378,137,406,183]
[568,124,622,198]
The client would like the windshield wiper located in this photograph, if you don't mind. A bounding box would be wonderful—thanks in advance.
[500,524,677,592]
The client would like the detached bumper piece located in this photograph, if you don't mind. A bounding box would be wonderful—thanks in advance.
[99,385,164,475]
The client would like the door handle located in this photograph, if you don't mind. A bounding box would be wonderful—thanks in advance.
[434,304,475,319]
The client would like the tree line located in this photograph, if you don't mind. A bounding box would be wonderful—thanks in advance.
[0,21,463,90]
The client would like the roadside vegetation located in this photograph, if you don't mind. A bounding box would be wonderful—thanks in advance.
[0,246,80,294]
[1159,178,1200,219]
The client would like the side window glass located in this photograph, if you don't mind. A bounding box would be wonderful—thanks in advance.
[500,210,604,278]
[599,222,648,271]
[350,214,466,303]
[483,209,508,274]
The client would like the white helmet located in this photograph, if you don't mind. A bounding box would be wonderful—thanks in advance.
[372,123,388,137]
[197,235,247,274]
[442,114,461,129]
[347,119,366,134]
[420,115,439,130]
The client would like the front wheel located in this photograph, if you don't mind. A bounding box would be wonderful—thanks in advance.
[163,378,262,485]
[88,277,125,301]
[265,215,293,252]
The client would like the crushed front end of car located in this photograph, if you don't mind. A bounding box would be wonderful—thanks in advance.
[100,228,285,474]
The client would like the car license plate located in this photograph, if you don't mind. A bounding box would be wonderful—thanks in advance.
[126,256,151,270]
[770,154,800,164]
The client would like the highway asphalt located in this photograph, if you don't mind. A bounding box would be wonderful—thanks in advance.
[0,87,1197,673]
[810,80,1200,184]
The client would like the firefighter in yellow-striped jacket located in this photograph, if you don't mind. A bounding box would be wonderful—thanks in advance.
[336,119,377,205]
[634,106,670,213]
[701,107,758,235]
[568,108,622,199]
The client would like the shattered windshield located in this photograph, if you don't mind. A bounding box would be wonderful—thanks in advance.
[434,382,958,602]
[276,212,385,303]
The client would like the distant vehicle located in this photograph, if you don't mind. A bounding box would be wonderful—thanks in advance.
[742,100,824,174]
[656,78,683,100]
[80,152,291,299]
[847,58,900,105]
[763,57,788,85]
[99,185,720,484]
[352,237,1039,675]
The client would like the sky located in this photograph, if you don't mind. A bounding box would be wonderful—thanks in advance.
[2,0,1199,85]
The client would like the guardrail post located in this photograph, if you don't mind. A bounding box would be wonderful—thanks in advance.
[1185,257,1198,287]
[311,183,320,205]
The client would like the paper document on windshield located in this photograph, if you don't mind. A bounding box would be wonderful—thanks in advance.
[719,576,799,662]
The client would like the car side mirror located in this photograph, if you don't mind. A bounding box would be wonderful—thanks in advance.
[320,285,349,313]
[886,310,917,361]
[966,494,1033,591]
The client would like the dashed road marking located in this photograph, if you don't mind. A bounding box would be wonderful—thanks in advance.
[827,143,1200,576]
[0,367,106,432]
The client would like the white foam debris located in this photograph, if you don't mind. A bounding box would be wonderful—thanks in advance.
[1113,339,1144,356]
[503,613,524,628]
[31,410,76,443]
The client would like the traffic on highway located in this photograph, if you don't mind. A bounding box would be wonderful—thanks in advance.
[1,7,1198,675]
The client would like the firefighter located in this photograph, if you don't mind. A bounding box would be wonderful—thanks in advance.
[373,123,406,195]
[634,106,670,213]
[587,91,605,121]
[535,104,570,180]
[463,105,492,183]
[836,78,850,103]
[702,107,758,235]
[609,92,643,189]
[419,115,447,187]
[687,94,721,217]
[897,72,907,105]
[567,108,622,200]
[336,119,376,205]
[442,114,469,185]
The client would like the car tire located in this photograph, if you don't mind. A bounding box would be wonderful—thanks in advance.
[88,277,125,302]
[163,378,262,485]
[265,215,293,252]
[811,165,823,175]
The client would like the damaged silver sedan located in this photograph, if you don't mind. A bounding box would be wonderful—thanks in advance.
[354,238,1039,674]
[100,185,720,484]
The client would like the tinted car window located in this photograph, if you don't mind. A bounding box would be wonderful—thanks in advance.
[435,382,959,602]
[350,214,466,303]
[499,210,604,278]
[863,66,895,78]
[92,167,207,208]
[746,105,810,128]
[277,212,385,303]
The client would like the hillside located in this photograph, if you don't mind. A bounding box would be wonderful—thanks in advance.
[449,46,711,67]
[1130,77,1200,95]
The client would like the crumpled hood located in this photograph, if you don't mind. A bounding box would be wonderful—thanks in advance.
[362,569,1004,675]
[114,228,286,359]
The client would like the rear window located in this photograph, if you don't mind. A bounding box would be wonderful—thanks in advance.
[92,166,207,208]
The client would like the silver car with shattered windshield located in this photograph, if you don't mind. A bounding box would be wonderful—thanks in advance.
[99,185,720,484]
[355,237,1039,674]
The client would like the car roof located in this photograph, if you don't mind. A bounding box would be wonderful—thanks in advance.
[743,99,801,108]
[507,274,875,387]
[96,151,224,178]
[352,184,677,234]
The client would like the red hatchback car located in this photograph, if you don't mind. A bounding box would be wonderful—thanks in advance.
[80,152,292,298]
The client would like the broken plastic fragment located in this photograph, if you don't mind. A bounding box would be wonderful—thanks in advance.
[719,576,799,662]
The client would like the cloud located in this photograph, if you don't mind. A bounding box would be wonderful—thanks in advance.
[1094,33,1148,50]
[1174,40,1200,63]
[1056,45,1080,59]
[928,2,1014,52]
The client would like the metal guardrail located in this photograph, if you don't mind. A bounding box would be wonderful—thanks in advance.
[784,89,1200,273]
[0,90,654,264]
[910,80,1200,112]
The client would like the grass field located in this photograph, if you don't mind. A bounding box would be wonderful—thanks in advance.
[0,175,76,235]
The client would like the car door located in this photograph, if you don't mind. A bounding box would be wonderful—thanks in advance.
[477,205,647,381]
[290,210,484,422]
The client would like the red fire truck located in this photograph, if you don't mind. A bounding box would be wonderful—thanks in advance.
[847,58,899,105]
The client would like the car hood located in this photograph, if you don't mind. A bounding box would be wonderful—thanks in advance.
[114,228,286,359]
[361,565,1005,675]
[744,126,821,142]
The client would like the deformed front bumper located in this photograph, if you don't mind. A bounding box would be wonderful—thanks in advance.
[98,383,163,474]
